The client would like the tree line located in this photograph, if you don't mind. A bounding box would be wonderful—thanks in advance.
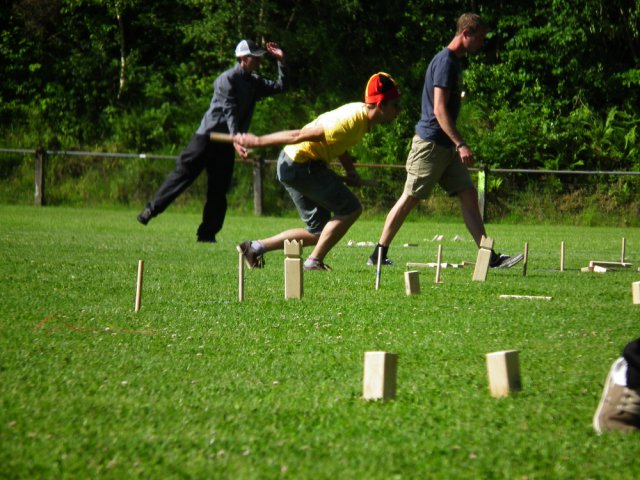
[1,0,639,175]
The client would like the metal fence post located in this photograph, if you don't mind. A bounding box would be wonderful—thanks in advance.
[34,146,47,206]
[253,156,264,216]
[477,165,487,222]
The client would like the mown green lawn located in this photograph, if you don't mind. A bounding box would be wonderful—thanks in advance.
[1,205,638,479]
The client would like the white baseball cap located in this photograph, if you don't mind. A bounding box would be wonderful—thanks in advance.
[235,40,266,58]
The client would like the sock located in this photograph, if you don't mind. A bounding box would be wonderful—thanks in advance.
[251,241,264,254]
[627,366,640,389]
[305,256,323,267]
[372,243,389,259]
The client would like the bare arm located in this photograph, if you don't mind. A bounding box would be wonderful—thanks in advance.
[234,125,325,148]
[433,87,473,165]
[338,152,362,186]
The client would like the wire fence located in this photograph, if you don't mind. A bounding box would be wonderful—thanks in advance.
[1,147,640,224]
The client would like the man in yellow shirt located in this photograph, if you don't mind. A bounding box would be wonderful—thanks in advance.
[234,72,402,270]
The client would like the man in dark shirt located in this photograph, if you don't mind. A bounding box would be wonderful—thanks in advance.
[137,40,287,242]
[368,13,521,268]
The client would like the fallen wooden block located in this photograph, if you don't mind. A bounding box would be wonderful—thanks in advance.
[403,243,418,247]
[486,350,521,398]
[238,252,244,303]
[588,260,632,269]
[581,265,608,273]
[406,262,437,268]
[435,244,443,284]
[135,259,144,312]
[406,262,464,269]
[363,352,397,401]
[404,270,420,295]
[499,294,552,301]
[346,240,376,247]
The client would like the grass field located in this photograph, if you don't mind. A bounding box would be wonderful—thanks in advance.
[1,204,639,479]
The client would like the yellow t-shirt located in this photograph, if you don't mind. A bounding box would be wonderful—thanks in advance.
[283,102,370,164]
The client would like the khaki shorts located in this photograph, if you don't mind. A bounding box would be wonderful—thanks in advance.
[403,135,474,199]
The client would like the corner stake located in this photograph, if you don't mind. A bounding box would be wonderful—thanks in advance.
[134,259,144,312]
[238,251,244,302]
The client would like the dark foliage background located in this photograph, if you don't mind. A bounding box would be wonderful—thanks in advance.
[1,0,639,221]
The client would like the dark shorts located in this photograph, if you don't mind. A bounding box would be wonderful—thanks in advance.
[277,151,361,235]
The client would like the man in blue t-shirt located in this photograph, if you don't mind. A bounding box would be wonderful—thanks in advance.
[369,13,522,269]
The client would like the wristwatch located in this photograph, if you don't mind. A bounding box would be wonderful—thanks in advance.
[455,142,467,152]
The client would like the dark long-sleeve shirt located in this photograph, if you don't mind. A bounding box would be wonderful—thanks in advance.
[196,62,287,136]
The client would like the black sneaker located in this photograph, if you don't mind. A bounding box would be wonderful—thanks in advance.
[490,252,524,269]
[367,256,394,266]
[197,235,216,243]
[137,206,153,225]
[237,241,264,269]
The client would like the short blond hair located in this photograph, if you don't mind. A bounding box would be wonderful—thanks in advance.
[456,13,487,35]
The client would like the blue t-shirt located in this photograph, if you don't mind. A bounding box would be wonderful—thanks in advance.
[415,48,462,148]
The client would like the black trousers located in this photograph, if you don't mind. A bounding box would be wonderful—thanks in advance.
[148,133,235,239]
[624,338,640,389]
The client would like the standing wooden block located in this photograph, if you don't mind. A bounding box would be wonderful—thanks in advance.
[435,244,443,284]
[284,240,303,299]
[486,350,521,398]
[404,270,420,295]
[560,241,565,272]
[472,236,494,282]
[621,237,627,264]
[363,351,397,401]
[522,242,529,277]
[632,281,640,305]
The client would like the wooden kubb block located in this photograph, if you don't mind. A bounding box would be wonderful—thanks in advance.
[404,270,420,295]
[473,236,494,282]
[363,352,397,401]
[284,240,303,299]
[632,281,640,305]
[486,350,521,398]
